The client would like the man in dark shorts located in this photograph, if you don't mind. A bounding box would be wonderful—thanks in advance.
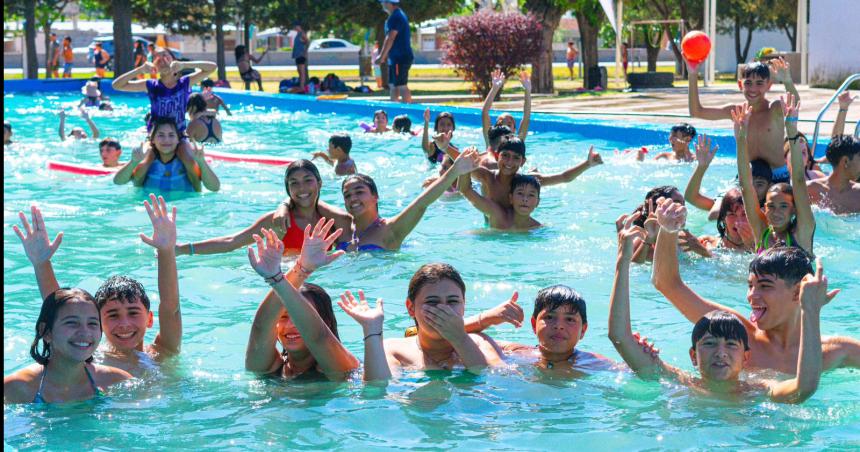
[292,22,309,91]
[376,0,413,103]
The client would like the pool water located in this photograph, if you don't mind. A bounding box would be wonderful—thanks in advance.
[3,92,859,450]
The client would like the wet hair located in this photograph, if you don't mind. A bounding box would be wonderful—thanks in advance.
[433,112,456,132]
[632,185,680,227]
[31,288,100,365]
[749,246,813,286]
[488,125,513,150]
[99,137,121,150]
[407,263,466,302]
[749,158,773,184]
[691,310,750,351]
[98,101,113,111]
[670,123,696,139]
[234,45,247,61]
[498,136,526,157]
[392,115,412,133]
[765,182,797,232]
[373,110,388,122]
[342,173,378,197]
[284,159,322,206]
[510,174,541,196]
[186,93,208,114]
[299,283,340,339]
[201,78,215,88]
[783,132,816,171]
[147,117,179,148]
[741,62,770,80]
[716,188,744,239]
[532,285,587,324]
[94,275,151,311]
[826,134,860,167]
[329,133,352,154]
[4,122,11,132]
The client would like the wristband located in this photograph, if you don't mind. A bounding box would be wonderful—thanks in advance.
[264,271,284,286]
[189,242,195,255]
[787,134,802,142]
[294,259,313,276]
[784,117,798,122]
[839,108,849,112]
[363,332,382,341]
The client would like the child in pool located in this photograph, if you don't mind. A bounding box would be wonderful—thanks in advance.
[59,108,99,141]
[651,123,697,162]
[783,133,826,181]
[13,195,185,377]
[421,109,459,163]
[392,114,412,134]
[312,133,356,176]
[246,219,359,379]
[611,214,828,403]
[79,77,103,108]
[113,117,220,192]
[459,168,541,231]
[3,288,132,404]
[479,124,513,170]
[806,134,860,214]
[98,137,124,168]
[185,93,222,144]
[651,198,860,374]
[4,122,12,145]
[365,110,390,133]
[200,78,232,115]
[629,185,711,262]
[482,69,531,147]
[688,57,799,183]
[338,263,506,380]
[735,97,814,254]
[695,188,756,252]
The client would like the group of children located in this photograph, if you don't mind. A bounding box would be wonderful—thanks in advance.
[4,53,859,405]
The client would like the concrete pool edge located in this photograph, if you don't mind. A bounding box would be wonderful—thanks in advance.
[3,78,829,157]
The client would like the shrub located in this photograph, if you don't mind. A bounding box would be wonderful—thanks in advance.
[443,11,543,98]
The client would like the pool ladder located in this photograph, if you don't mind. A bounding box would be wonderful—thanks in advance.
[810,73,860,156]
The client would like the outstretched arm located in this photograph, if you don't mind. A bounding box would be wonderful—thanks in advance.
[687,61,734,120]
[482,69,505,147]
[80,108,99,140]
[13,206,63,300]
[172,61,218,86]
[338,290,391,381]
[783,94,815,253]
[733,104,767,243]
[458,171,505,220]
[832,91,854,137]
[58,110,66,140]
[464,292,523,333]
[111,63,152,92]
[770,58,800,107]
[245,289,285,373]
[684,134,718,213]
[534,146,602,186]
[217,96,233,116]
[176,211,272,256]
[139,194,181,355]
[518,71,531,141]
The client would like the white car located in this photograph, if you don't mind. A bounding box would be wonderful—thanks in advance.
[308,39,360,53]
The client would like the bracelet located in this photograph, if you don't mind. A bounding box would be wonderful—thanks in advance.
[264,271,284,286]
[294,259,313,276]
[784,117,798,122]
[838,108,848,112]
[188,242,195,256]
[787,134,802,142]
[363,332,382,341]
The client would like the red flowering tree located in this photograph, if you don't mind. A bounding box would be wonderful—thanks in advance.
[443,11,543,98]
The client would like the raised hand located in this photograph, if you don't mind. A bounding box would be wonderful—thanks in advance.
[679,229,711,257]
[730,103,753,137]
[491,68,505,89]
[337,290,384,333]
[480,292,524,328]
[433,130,452,149]
[58,109,66,119]
[423,107,431,123]
[140,193,177,251]
[616,212,646,259]
[632,332,660,359]
[519,71,531,92]
[247,228,285,279]
[298,217,345,272]
[735,215,755,244]
[837,91,855,110]
[781,92,800,119]
[423,304,466,342]
[191,143,207,162]
[131,145,145,163]
[769,57,790,83]
[654,197,687,233]
[585,146,603,167]
[451,147,480,175]
[694,134,718,166]
[799,258,840,312]
[13,206,63,266]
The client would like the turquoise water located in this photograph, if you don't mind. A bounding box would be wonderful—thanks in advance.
[3,92,859,450]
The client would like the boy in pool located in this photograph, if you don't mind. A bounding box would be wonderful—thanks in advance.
[14,195,185,376]
[482,69,531,147]
[4,122,12,145]
[200,79,232,115]
[392,114,412,134]
[805,134,859,214]
[652,123,696,162]
[688,57,798,182]
[651,197,860,374]
[611,214,828,403]
[99,138,123,167]
[312,133,356,176]
[459,168,541,231]
[59,108,99,141]
[477,124,513,170]
[470,137,602,210]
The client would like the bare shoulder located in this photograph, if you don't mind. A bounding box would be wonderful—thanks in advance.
[318,201,350,219]
[92,363,133,386]
[3,365,41,403]
[823,335,860,369]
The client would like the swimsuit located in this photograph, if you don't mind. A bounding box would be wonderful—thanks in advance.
[771,164,790,184]
[144,156,195,192]
[335,217,386,252]
[281,210,305,252]
[198,116,221,144]
[428,142,459,164]
[33,365,101,403]
[756,226,795,254]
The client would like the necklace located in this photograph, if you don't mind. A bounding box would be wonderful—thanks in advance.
[721,235,743,248]
[541,347,576,369]
[417,338,458,370]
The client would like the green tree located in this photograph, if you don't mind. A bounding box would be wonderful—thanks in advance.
[717,0,774,65]
[572,0,608,89]
[5,0,39,79]
[642,0,703,77]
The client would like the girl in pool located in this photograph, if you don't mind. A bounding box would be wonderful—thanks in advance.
[422,108,460,164]
[185,93,222,144]
[364,110,390,133]
[630,185,711,262]
[113,117,220,192]
[3,288,132,404]
[246,220,359,379]
[697,188,756,252]
[735,98,815,254]
[179,160,351,256]
[481,69,531,148]
[337,148,480,252]
[783,133,826,181]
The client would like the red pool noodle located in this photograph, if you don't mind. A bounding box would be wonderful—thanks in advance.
[47,160,119,176]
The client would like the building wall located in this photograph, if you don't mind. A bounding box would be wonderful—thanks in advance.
[809,0,860,86]
[713,28,793,73]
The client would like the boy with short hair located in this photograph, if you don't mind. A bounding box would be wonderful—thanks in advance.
[611,213,828,402]
[653,123,697,162]
[459,169,541,231]
[806,134,860,214]
[200,79,232,116]
[687,57,799,182]
[312,133,356,176]
[99,138,123,167]
[651,197,860,374]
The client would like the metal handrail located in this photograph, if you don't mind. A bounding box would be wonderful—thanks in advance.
[810,73,860,154]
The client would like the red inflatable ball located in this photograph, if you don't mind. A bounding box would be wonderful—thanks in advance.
[682,31,711,65]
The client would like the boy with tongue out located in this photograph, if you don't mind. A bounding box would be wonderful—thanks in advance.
[651,197,860,374]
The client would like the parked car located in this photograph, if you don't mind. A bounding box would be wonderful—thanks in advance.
[77,36,182,70]
[308,39,360,53]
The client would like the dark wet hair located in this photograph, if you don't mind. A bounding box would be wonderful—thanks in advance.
[766,182,797,232]
[31,288,100,365]
[284,159,322,207]
[234,45,247,61]
[741,62,770,80]
[510,174,540,196]
[342,173,378,197]
[148,116,179,145]
[716,188,744,240]
[783,132,816,172]
[633,185,680,227]
[433,112,456,132]
[691,310,749,351]
[826,134,860,167]
[750,158,773,183]
[329,133,352,154]
[670,123,696,139]
[201,78,215,88]
[407,263,466,302]
[373,110,388,121]
[95,275,151,311]
[488,125,513,150]
[498,136,526,157]
[299,283,340,339]
[749,246,813,287]
[532,285,587,324]
[4,122,12,132]
[99,137,121,150]
[186,92,208,114]
[392,115,412,133]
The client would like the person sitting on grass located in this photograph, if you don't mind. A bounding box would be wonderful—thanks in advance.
[482,69,531,147]
[459,165,541,232]
[59,108,99,141]
[312,133,356,176]
[651,123,697,162]
[200,79,232,115]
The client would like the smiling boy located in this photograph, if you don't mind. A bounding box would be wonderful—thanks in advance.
[459,171,541,231]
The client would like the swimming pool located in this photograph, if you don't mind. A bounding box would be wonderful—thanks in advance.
[3,88,859,450]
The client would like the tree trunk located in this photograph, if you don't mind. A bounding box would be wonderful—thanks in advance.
[643,26,662,73]
[576,10,600,89]
[215,0,226,80]
[734,19,742,66]
[740,21,753,63]
[112,0,133,75]
[43,25,52,79]
[783,24,796,52]
[24,0,38,79]
[524,0,564,94]
[662,24,686,78]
